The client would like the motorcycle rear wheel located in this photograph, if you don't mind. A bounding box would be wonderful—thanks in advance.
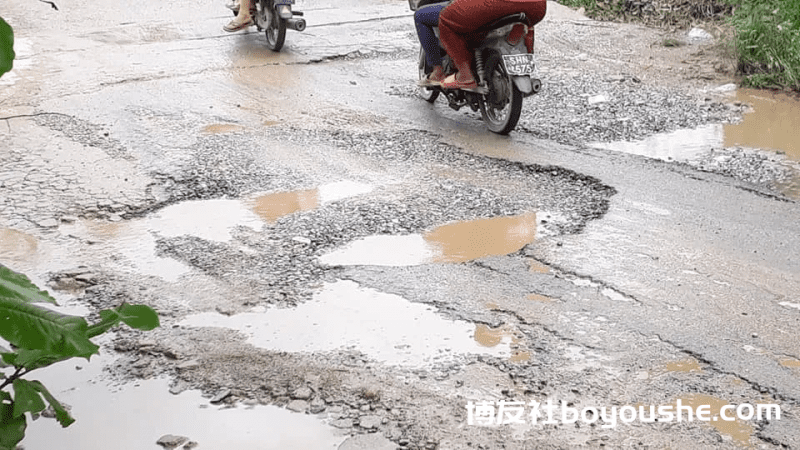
[263,0,286,52]
[480,53,523,135]
[418,48,440,103]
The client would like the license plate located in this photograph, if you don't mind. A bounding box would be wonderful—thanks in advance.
[502,54,536,76]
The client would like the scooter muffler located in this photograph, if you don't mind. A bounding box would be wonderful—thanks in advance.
[286,18,306,32]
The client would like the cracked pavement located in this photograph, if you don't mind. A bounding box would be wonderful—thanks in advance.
[2,0,800,449]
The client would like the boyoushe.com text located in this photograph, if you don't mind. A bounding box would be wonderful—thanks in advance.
[466,399,781,428]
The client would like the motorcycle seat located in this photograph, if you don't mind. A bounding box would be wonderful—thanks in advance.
[474,13,528,34]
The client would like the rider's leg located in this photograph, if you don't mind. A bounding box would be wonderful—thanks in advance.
[224,0,254,32]
[415,3,448,83]
[437,1,479,88]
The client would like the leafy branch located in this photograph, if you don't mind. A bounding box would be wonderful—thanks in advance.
[0,265,160,450]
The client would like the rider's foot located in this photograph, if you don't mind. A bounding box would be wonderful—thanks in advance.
[419,65,446,87]
[440,72,478,90]
[224,15,254,32]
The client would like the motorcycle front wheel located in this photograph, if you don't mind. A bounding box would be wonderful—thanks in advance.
[480,53,523,135]
[418,48,440,103]
[263,0,286,52]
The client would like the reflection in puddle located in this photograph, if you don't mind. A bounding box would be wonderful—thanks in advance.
[0,227,39,260]
[201,123,246,134]
[58,181,371,281]
[22,357,345,450]
[665,358,702,373]
[245,181,371,223]
[180,280,511,367]
[779,358,800,368]
[473,324,530,362]
[725,89,800,161]
[675,394,754,447]
[319,213,537,266]
[589,124,723,161]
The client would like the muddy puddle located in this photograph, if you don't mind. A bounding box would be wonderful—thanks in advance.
[663,358,703,373]
[473,324,530,362]
[0,227,39,261]
[179,280,512,367]
[319,212,538,266]
[21,352,345,450]
[57,181,371,281]
[589,89,800,197]
[675,394,755,447]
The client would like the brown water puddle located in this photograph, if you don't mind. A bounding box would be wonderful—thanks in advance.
[201,123,246,134]
[425,213,537,263]
[527,293,553,303]
[725,89,800,161]
[247,189,319,223]
[0,227,39,260]
[675,394,754,447]
[664,358,703,373]
[320,213,538,266]
[779,358,800,368]
[246,181,372,223]
[528,259,551,273]
[473,324,530,362]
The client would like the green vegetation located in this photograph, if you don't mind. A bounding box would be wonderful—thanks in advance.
[0,265,160,450]
[0,17,13,77]
[727,0,800,90]
[555,0,800,92]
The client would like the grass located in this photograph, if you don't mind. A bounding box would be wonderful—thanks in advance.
[727,0,800,90]
[555,0,800,92]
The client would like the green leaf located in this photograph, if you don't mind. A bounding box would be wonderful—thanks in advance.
[28,380,74,427]
[0,345,9,368]
[12,348,70,371]
[87,303,159,338]
[11,379,46,418]
[0,266,57,305]
[0,17,14,79]
[0,400,26,450]
[0,297,98,359]
[113,304,160,331]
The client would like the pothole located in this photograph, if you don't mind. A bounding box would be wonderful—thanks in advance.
[21,354,346,450]
[319,212,539,266]
[178,280,512,367]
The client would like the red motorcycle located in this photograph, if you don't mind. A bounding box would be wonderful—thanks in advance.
[410,0,542,134]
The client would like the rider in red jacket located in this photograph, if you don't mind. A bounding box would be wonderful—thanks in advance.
[438,0,547,90]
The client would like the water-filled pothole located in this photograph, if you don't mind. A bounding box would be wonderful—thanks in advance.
[21,356,346,450]
[0,227,39,261]
[588,89,800,198]
[179,280,512,367]
[58,181,372,281]
[319,212,538,266]
[674,394,755,447]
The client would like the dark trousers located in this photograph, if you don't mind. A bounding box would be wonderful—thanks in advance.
[439,0,547,68]
[415,2,449,69]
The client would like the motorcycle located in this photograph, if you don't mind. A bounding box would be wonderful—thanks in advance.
[230,0,306,52]
[410,0,542,135]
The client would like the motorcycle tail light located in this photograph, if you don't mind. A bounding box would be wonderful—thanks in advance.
[525,28,535,53]
[506,24,527,46]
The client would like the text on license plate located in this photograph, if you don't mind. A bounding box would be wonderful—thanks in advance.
[502,54,535,76]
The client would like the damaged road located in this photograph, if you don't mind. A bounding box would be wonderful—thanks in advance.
[2,0,800,449]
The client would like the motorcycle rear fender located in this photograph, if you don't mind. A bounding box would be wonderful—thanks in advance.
[512,76,533,95]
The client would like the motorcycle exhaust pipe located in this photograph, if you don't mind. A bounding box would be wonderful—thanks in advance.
[286,18,306,32]
[531,78,541,93]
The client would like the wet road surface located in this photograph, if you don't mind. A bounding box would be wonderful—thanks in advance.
[2,0,800,448]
